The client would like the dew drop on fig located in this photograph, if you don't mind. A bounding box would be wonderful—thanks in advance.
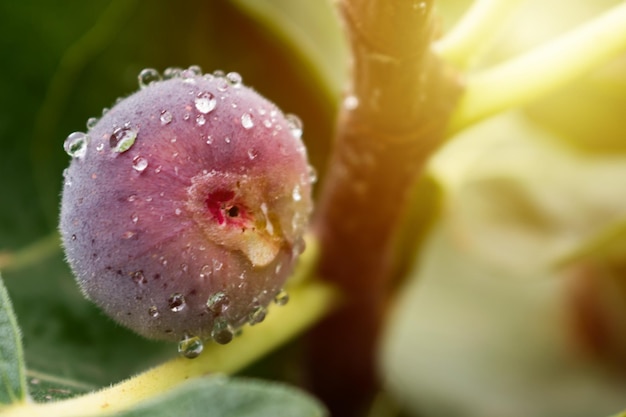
[248,305,266,325]
[226,71,242,87]
[241,113,254,129]
[292,185,302,202]
[286,114,303,139]
[168,293,186,312]
[131,270,146,285]
[194,92,216,114]
[160,110,173,125]
[138,68,161,88]
[132,156,148,172]
[206,291,230,315]
[86,117,98,130]
[186,65,202,77]
[110,126,138,153]
[64,132,89,159]
[274,289,289,306]
[148,306,159,318]
[211,318,234,345]
[178,334,204,359]
[196,114,206,126]
[163,67,182,79]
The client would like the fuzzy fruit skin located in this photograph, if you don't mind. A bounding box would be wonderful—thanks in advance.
[60,73,312,342]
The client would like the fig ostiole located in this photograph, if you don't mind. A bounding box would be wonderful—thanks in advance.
[59,67,313,357]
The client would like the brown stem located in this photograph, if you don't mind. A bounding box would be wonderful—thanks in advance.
[309,0,461,415]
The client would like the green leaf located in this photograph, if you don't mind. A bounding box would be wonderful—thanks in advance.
[3,252,171,390]
[0,273,27,405]
[25,370,93,403]
[99,377,326,417]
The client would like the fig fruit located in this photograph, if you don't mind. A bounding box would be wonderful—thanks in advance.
[60,68,313,347]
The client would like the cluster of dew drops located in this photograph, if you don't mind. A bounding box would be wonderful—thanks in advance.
[173,288,290,359]
[62,66,308,359]
[63,65,307,170]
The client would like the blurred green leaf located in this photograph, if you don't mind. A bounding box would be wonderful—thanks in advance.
[2,252,171,390]
[25,370,93,403]
[104,377,326,417]
[233,0,347,101]
[0,273,26,405]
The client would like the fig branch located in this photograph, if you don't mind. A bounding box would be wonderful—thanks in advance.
[310,0,461,414]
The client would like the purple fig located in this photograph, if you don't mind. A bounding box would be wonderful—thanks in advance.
[59,68,313,346]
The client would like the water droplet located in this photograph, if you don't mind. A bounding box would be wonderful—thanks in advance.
[168,293,186,312]
[247,148,258,160]
[178,335,204,359]
[285,114,303,138]
[64,132,89,158]
[206,292,230,314]
[131,213,139,224]
[292,185,302,202]
[86,117,98,130]
[196,114,206,126]
[110,126,138,153]
[263,119,273,128]
[163,67,182,79]
[175,208,182,216]
[181,263,189,273]
[206,135,213,145]
[211,319,234,344]
[200,264,212,279]
[148,306,160,318]
[195,92,217,114]
[226,72,242,86]
[248,305,266,325]
[96,143,104,152]
[160,110,173,125]
[132,156,148,172]
[308,165,318,184]
[71,234,77,241]
[138,68,161,88]
[213,259,223,271]
[128,194,137,202]
[241,113,254,129]
[216,78,229,92]
[131,270,146,285]
[186,65,202,77]
[274,289,289,306]
[224,137,231,144]
[343,95,359,110]
[102,107,110,116]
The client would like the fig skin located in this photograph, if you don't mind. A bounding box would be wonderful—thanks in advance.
[60,71,312,342]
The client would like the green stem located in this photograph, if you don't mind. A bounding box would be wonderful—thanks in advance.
[0,280,338,417]
[0,234,61,273]
[434,0,524,69]
[447,2,626,134]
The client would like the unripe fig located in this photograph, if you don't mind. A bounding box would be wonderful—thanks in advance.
[60,68,313,349]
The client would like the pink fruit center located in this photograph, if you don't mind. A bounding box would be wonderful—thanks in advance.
[205,189,245,225]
